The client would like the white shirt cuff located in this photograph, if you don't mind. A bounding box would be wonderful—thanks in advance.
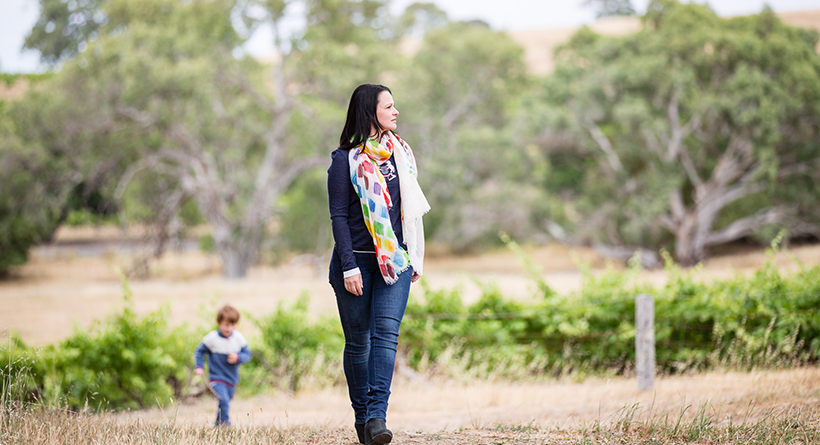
[343,267,361,278]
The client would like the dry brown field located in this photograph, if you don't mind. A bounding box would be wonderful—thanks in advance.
[6,363,819,444]
[103,367,818,444]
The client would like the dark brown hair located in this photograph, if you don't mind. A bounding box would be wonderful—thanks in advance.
[339,83,392,151]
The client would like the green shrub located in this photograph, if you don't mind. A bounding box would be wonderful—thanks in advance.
[0,212,52,275]
[38,276,196,410]
[245,293,344,392]
[655,252,820,372]
[401,245,820,379]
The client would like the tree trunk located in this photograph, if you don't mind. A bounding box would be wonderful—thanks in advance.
[660,133,772,266]
[212,222,259,279]
[220,247,251,279]
[672,212,710,267]
[667,184,780,266]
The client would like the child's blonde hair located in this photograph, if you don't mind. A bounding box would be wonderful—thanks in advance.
[217,305,240,324]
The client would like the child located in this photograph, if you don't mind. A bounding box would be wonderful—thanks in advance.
[194,304,252,426]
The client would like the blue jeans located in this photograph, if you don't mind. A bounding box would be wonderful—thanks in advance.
[211,381,236,425]
[329,250,412,424]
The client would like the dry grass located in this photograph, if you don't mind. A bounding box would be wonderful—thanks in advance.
[777,8,820,52]
[3,367,819,444]
[63,367,820,440]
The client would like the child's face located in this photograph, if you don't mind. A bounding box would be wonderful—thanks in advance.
[219,321,237,337]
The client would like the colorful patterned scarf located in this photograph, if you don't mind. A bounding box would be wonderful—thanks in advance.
[349,131,429,285]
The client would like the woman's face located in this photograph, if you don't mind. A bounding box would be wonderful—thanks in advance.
[375,91,399,134]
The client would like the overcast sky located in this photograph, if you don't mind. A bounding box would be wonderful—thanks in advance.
[2,0,819,73]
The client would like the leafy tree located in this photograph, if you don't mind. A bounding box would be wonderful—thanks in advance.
[582,0,636,18]
[292,0,398,103]
[248,0,405,260]
[397,2,449,37]
[397,21,550,250]
[535,1,820,264]
[0,108,62,274]
[0,72,113,275]
[24,0,107,65]
[20,0,340,278]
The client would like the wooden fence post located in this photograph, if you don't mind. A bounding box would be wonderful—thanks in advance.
[635,293,655,392]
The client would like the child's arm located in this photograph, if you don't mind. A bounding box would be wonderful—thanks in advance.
[194,342,210,375]
[238,345,252,365]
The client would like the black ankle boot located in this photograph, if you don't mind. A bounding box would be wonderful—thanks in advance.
[364,418,392,445]
[355,423,365,444]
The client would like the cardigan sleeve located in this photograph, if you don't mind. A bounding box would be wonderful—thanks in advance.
[328,150,359,274]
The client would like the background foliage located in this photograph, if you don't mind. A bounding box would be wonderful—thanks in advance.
[3,0,818,276]
[531,1,820,265]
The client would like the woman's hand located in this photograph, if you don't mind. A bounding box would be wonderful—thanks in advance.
[344,273,363,296]
[411,271,420,283]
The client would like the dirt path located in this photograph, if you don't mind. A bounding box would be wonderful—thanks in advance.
[123,367,820,434]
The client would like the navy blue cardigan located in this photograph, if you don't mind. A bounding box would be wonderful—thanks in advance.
[327,148,404,274]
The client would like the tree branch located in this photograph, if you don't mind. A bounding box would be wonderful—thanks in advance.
[116,106,156,127]
[666,85,684,161]
[677,145,704,189]
[583,118,623,172]
[777,158,820,179]
[270,156,327,196]
[704,207,785,246]
[217,68,277,114]
[694,134,757,205]
[665,86,701,161]
[442,92,483,128]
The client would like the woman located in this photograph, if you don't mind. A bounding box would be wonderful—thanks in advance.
[327,84,429,445]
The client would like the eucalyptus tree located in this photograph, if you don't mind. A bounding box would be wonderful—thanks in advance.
[2,65,133,275]
[18,0,422,277]
[24,0,107,65]
[20,0,330,278]
[535,0,820,265]
[582,0,635,18]
[267,0,402,255]
[396,21,543,251]
[0,106,60,274]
